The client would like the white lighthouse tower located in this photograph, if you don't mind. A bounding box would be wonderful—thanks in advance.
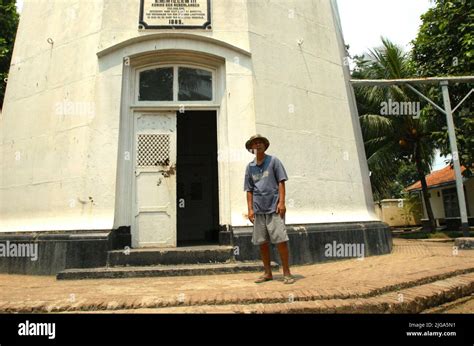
[0,0,391,276]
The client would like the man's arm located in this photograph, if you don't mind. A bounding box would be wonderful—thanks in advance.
[247,191,255,223]
[277,181,286,218]
[244,164,255,223]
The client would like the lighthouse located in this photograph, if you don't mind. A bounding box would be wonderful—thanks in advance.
[0,0,391,276]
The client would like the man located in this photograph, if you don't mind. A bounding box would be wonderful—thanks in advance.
[243,134,295,284]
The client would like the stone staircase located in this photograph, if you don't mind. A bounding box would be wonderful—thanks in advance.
[56,245,278,280]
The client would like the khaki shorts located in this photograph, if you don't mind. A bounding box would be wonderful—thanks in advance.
[252,213,289,246]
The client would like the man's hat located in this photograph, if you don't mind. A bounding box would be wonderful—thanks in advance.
[245,134,270,151]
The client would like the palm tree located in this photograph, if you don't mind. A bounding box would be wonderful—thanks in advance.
[353,38,438,232]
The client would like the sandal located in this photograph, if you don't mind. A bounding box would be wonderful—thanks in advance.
[255,276,273,284]
[283,276,295,284]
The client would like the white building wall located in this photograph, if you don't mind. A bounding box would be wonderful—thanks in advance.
[420,181,474,220]
[98,0,251,52]
[1,0,378,233]
[1,0,110,232]
[421,189,446,220]
[1,0,257,232]
[242,0,377,224]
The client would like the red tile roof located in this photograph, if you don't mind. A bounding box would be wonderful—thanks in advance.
[406,165,468,191]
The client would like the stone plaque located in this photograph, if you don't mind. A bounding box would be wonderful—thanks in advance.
[139,0,212,29]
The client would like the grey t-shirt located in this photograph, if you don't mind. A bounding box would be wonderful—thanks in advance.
[244,155,289,214]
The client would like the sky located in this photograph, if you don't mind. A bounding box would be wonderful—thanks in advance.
[336,0,433,56]
[16,0,23,12]
[14,0,446,170]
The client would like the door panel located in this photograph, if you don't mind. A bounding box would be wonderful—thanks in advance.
[133,113,177,248]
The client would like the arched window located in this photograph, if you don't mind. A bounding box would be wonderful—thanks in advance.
[138,66,213,102]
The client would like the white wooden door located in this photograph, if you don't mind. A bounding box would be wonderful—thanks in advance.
[133,112,177,248]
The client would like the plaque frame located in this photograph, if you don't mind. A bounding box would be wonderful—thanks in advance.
[139,0,212,30]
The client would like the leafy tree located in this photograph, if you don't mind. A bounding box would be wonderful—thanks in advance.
[411,0,473,174]
[353,38,438,231]
[0,0,19,109]
[385,162,419,199]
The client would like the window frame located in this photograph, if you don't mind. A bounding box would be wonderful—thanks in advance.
[135,64,216,104]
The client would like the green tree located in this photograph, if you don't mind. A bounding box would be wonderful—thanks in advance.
[385,162,419,199]
[0,0,19,109]
[353,38,438,232]
[412,0,473,173]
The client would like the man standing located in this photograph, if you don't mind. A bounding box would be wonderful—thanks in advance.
[244,134,295,284]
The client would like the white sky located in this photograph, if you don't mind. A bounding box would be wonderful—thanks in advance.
[16,0,23,12]
[337,0,433,56]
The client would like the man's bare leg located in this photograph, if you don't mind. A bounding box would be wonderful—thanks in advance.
[276,241,291,276]
[259,242,273,278]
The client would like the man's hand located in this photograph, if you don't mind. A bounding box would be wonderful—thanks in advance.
[276,202,286,219]
[248,209,255,224]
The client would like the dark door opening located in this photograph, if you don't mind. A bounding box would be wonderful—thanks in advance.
[177,111,219,246]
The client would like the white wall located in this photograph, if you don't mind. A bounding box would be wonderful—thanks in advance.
[1,0,256,232]
[420,189,444,220]
[242,0,377,225]
[1,0,378,233]
[420,180,474,220]
[1,0,110,231]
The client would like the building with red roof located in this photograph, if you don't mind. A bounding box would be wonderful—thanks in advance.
[406,165,474,230]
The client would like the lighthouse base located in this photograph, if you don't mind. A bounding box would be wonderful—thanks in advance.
[231,221,392,265]
[0,222,391,276]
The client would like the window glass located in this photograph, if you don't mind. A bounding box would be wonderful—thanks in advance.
[178,67,212,101]
[139,67,174,101]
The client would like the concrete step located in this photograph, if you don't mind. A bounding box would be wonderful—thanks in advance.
[107,245,235,266]
[57,261,279,280]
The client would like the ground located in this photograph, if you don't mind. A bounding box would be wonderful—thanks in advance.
[0,238,473,313]
[423,294,474,313]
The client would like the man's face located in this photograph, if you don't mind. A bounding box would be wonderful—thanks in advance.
[251,139,265,154]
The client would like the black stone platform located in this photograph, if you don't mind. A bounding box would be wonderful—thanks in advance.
[0,227,130,275]
[0,231,111,275]
[232,221,392,265]
[107,245,234,266]
[0,221,391,276]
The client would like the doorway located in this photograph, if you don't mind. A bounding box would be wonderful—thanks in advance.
[177,111,219,245]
